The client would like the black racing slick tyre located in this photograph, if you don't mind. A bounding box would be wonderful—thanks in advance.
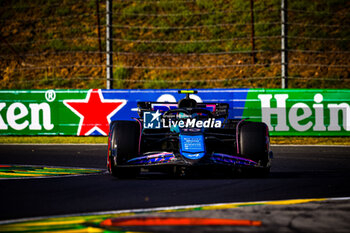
[239,121,270,176]
[107,120,140,178]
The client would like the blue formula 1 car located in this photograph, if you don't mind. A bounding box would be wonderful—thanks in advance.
[107,90,272,178]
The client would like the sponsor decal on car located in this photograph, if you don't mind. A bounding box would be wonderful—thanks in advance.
[180,134,206,159]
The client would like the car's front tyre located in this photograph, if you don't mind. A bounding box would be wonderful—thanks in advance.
[239,121,271,177]
[107,120,141,178]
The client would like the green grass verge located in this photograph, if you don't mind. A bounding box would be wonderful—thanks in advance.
[270,137,349,146]
[0,136,348,145]
[0,136,108,144]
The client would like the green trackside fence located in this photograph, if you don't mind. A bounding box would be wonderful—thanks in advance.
[0,89,349,136]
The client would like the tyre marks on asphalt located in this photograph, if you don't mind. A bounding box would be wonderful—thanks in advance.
[0,165,104,179]
[0,197,345,233]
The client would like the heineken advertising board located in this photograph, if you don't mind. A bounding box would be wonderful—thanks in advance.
[0,89,349,136]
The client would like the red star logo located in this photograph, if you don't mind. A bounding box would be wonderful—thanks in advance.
[63,89,126,136]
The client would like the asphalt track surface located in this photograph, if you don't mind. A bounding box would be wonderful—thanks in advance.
[0,144,350,223]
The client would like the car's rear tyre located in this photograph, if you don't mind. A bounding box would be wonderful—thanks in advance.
[107,120,140,178]
[239,121,270,176]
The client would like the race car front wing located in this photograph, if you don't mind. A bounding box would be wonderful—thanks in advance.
[125,151,260,168]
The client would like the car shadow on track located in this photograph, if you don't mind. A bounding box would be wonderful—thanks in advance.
[108,169,272,180]
[107,169,347,180]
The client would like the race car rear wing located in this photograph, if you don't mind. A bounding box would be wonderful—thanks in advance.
[137,102,229,118]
